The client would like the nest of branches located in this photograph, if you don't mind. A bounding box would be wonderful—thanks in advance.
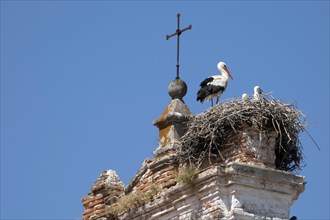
[175,96,307,172]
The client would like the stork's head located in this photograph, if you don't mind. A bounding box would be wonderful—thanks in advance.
[242,93,249,101]
[217,61,234,80]
[254,86,263,94]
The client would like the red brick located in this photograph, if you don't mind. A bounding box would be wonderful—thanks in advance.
[162,180,177,189]
[94,204,105,210]
[142,178,148,184]
[81,195,91,202]
[143,171,152,179]
[154,174,165,182]
[94,209,105,216]
[90,198,104,207]
[137,184,146,192]
[105,184,123,192]
[166,175,176,181]
[101,193,110,198]
[140,186,149,193]
[92,184,105,193]
[82,197,95,207]
[83,212,92,220]
[83,208,94,215]
[83,209,93,219]
[161,165,175,173]
[166,170,176,177]
[155,177,168,185]
[95,194,104,200]
[136,181,143,188]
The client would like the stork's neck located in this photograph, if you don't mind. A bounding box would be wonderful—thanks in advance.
[219,69,229,79]
[254,89,261,99]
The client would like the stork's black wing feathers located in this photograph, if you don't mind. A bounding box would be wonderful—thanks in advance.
[196,85,225,102]
[207,85,225,94]
[199,77,214,87]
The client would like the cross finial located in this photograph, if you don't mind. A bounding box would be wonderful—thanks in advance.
[166,13,192,79]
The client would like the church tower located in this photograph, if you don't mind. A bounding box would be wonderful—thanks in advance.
[81,14,305,220]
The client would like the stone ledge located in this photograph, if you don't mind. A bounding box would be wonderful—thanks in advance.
[118,163,305,220]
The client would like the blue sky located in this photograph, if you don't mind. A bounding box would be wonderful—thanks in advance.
[1,1,329,219]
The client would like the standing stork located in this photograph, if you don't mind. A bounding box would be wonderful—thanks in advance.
[253,86,263,101]
[197,62,234,106]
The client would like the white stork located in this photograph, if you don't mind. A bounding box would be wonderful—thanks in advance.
[242,93,249,102]
[253,86,263,100]
[197,62,234,106]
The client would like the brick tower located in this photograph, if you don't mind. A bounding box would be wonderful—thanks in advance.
[81,73,305,219]
[81,14,305,220]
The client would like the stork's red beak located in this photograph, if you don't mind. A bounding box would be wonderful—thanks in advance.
[226,69,234,80]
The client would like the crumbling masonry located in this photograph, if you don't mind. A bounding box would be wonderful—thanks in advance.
[81,78,305,220]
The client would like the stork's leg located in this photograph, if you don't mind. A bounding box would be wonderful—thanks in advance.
[216,96,219,104]
[211,98,214,107]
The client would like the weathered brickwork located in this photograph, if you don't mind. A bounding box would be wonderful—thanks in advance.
[134,164,177,193]
[118,163,305,220]
[82,170,125,220]
[82,128,305,220]
[82,90,305,219]
[221,128,278,168]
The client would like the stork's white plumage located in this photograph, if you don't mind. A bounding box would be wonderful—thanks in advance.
[253,86,263,100]
[197,62,234,106]
[242,93,249,102]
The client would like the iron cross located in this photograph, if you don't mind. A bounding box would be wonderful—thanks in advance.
[166,13,192,79]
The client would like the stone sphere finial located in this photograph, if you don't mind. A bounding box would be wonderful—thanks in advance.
[168,78,188,100]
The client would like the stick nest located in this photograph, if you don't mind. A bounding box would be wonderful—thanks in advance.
[175,96,306,172]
